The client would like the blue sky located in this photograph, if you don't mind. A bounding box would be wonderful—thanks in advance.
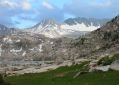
[0,0,119,28]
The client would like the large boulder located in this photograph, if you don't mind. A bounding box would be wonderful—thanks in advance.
[110,60,119,71]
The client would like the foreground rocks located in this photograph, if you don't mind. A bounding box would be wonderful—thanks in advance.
[110,60,119,71]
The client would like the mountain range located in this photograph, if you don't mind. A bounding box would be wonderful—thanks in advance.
[26,17,109,38]
[0,17,109,38]
[1,16,119,65]
[0,24,19,36]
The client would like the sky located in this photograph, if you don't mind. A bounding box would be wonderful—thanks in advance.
[0,0,119,28]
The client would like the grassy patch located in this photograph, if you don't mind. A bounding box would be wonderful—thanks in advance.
[0,74,10,85]
[5,62,119,85]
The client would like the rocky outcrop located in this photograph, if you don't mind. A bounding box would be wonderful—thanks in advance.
[110,60,119,71]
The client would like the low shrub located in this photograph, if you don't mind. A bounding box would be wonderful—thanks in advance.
[98,53,119,66]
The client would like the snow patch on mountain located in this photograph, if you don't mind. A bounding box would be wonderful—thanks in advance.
[39,44,43,52]
[26,18,109,38]
[29,22,99,38]
[16,39,21,43]
[61,23,100,31]
[3,37,13,44]
[22,51,26,56]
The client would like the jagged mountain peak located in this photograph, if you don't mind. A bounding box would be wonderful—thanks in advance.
[27,19,62,38]
[41,19,58,26]
[34,19,58,28]
[26,17,109,38]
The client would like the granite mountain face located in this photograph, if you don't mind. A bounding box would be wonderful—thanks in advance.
[64,17,109,26]
[26,18,109,38]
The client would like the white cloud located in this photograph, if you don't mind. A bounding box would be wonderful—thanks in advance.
[0,0,32,10]
[0,0,18,9]
[42,1,54,10]
[21,0,32,10]
[90,0,112,8]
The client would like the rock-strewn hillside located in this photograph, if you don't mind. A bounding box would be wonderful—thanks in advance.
[69,15,119,59]
[0,31,72,65]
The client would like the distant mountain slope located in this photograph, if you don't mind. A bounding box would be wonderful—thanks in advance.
[64,17,109,26]
[26,18,109,38]
[0,24,20,35]
[61,17,109,32]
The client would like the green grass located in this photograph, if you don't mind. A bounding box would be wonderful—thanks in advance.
[5,62,119,85]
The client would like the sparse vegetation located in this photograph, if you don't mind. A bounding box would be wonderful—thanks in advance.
[71,37,86,47]
[103,31,119,42]
[97,56,112,66]
[98,53,119,66]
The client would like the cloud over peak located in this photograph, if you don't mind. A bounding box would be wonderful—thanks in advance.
[42,1,54,10]
[21,0,32,11]
[0,0,18,9]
